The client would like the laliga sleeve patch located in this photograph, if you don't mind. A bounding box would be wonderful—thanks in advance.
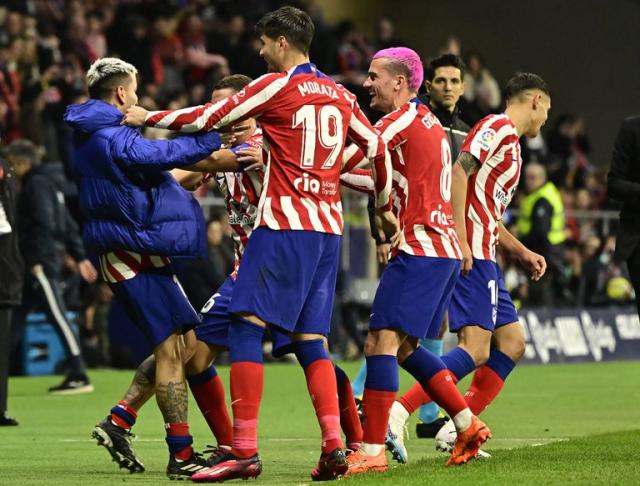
[477,128,496,151]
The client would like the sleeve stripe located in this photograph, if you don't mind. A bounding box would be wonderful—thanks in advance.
[379,105,417,144]
[212,73,291,130]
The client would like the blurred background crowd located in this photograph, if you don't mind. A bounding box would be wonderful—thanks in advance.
[0,0,634,369]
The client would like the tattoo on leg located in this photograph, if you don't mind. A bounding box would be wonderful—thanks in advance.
[156,380,188,423]
[122,355,156,409]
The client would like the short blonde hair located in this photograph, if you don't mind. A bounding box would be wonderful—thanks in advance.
[86,57,138,99]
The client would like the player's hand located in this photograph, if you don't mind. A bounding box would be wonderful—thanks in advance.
[219,124,251,147]
[518,249,546,281]
[78,259,98,283]
[375,209,401,248]
[460,240,473,275]
[181,173,206,191]
[122,105,149,126]
[236,146,264,171]
[376,243,391,265]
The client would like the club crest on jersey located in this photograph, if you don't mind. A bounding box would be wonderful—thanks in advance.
[478,128,496,151]
[294,172,320,193]
[297,81,339,99]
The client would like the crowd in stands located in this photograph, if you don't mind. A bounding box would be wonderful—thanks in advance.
[0,0,633,368]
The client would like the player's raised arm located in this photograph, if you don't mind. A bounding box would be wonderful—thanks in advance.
[451,151,479,273]
[124,72,289,132]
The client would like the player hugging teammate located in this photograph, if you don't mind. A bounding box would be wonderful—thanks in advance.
[72,4,550,483]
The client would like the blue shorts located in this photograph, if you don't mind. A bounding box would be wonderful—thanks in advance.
[270,327,295,358]
[449,258,519,333]
[195,276,235,348]
[108,267,200,348]
[228,227,341,335]
[369,253,460,339]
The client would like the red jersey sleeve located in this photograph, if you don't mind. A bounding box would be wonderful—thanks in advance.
[144,73,289,132]
[340,143,369,173]
[461,116,515,164]
[339,168,374,195]
[346,99,391,210]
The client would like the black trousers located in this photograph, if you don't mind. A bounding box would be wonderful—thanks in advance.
[11,267,86,376]
[0,307,11,412]
[628,245,640,317]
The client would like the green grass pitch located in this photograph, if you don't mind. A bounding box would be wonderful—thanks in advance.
[2,361,639,485]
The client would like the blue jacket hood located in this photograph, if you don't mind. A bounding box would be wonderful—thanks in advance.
[64,100,123,134]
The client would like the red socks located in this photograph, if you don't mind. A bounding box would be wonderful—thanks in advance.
[110,400,137,430]
[336,368,363,447]
[304,359,343,454]
[166,422,193,460]
[464,365,505,415]
[230,362,263,458]
[362,389,396,445]
[424,369,467,419]
[398,383,431,414]
[188,372,233,447]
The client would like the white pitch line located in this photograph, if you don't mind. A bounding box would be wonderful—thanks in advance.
[61,437,569,444]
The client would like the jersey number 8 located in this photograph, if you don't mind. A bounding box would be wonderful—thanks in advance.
[440,139,452,202]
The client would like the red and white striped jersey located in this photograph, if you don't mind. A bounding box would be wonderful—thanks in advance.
[214,128,371,280]
[99,250,171,283]
[214,129,264,278]
[461,114,522,261]
[376,100,462,259]
[144,63,392,235]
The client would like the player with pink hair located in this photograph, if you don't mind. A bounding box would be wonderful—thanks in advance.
[345,47,491,476]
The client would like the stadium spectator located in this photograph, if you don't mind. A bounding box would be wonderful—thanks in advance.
[0,144,23,425]
[546,113,591,189]
[334,20,375,109]
[516,163,566,305]
[608,115,640,316]
[373,16,406,50]
[462,50,501,124]
[6,139,97,394]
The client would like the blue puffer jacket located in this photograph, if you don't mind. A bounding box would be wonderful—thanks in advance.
[64,100,221,257]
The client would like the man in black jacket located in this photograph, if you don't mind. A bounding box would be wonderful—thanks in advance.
[608,115,640,315]
[420,54,470,157]
[0,150,23,425]
[5,140,97,394]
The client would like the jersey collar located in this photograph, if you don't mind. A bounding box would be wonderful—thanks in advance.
[290,62,329,80]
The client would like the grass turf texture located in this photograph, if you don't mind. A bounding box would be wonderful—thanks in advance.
[1,361,639,485]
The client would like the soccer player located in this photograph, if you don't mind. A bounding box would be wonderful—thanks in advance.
[350,54,472,454]
[343,48,491,476]
[123,7,397,481]
[64,57,224,479]
[91,74,259,475]
[387,73,551,456]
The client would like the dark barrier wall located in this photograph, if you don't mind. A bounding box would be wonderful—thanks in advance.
[520,307,640,363]
[319,0,640,168]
